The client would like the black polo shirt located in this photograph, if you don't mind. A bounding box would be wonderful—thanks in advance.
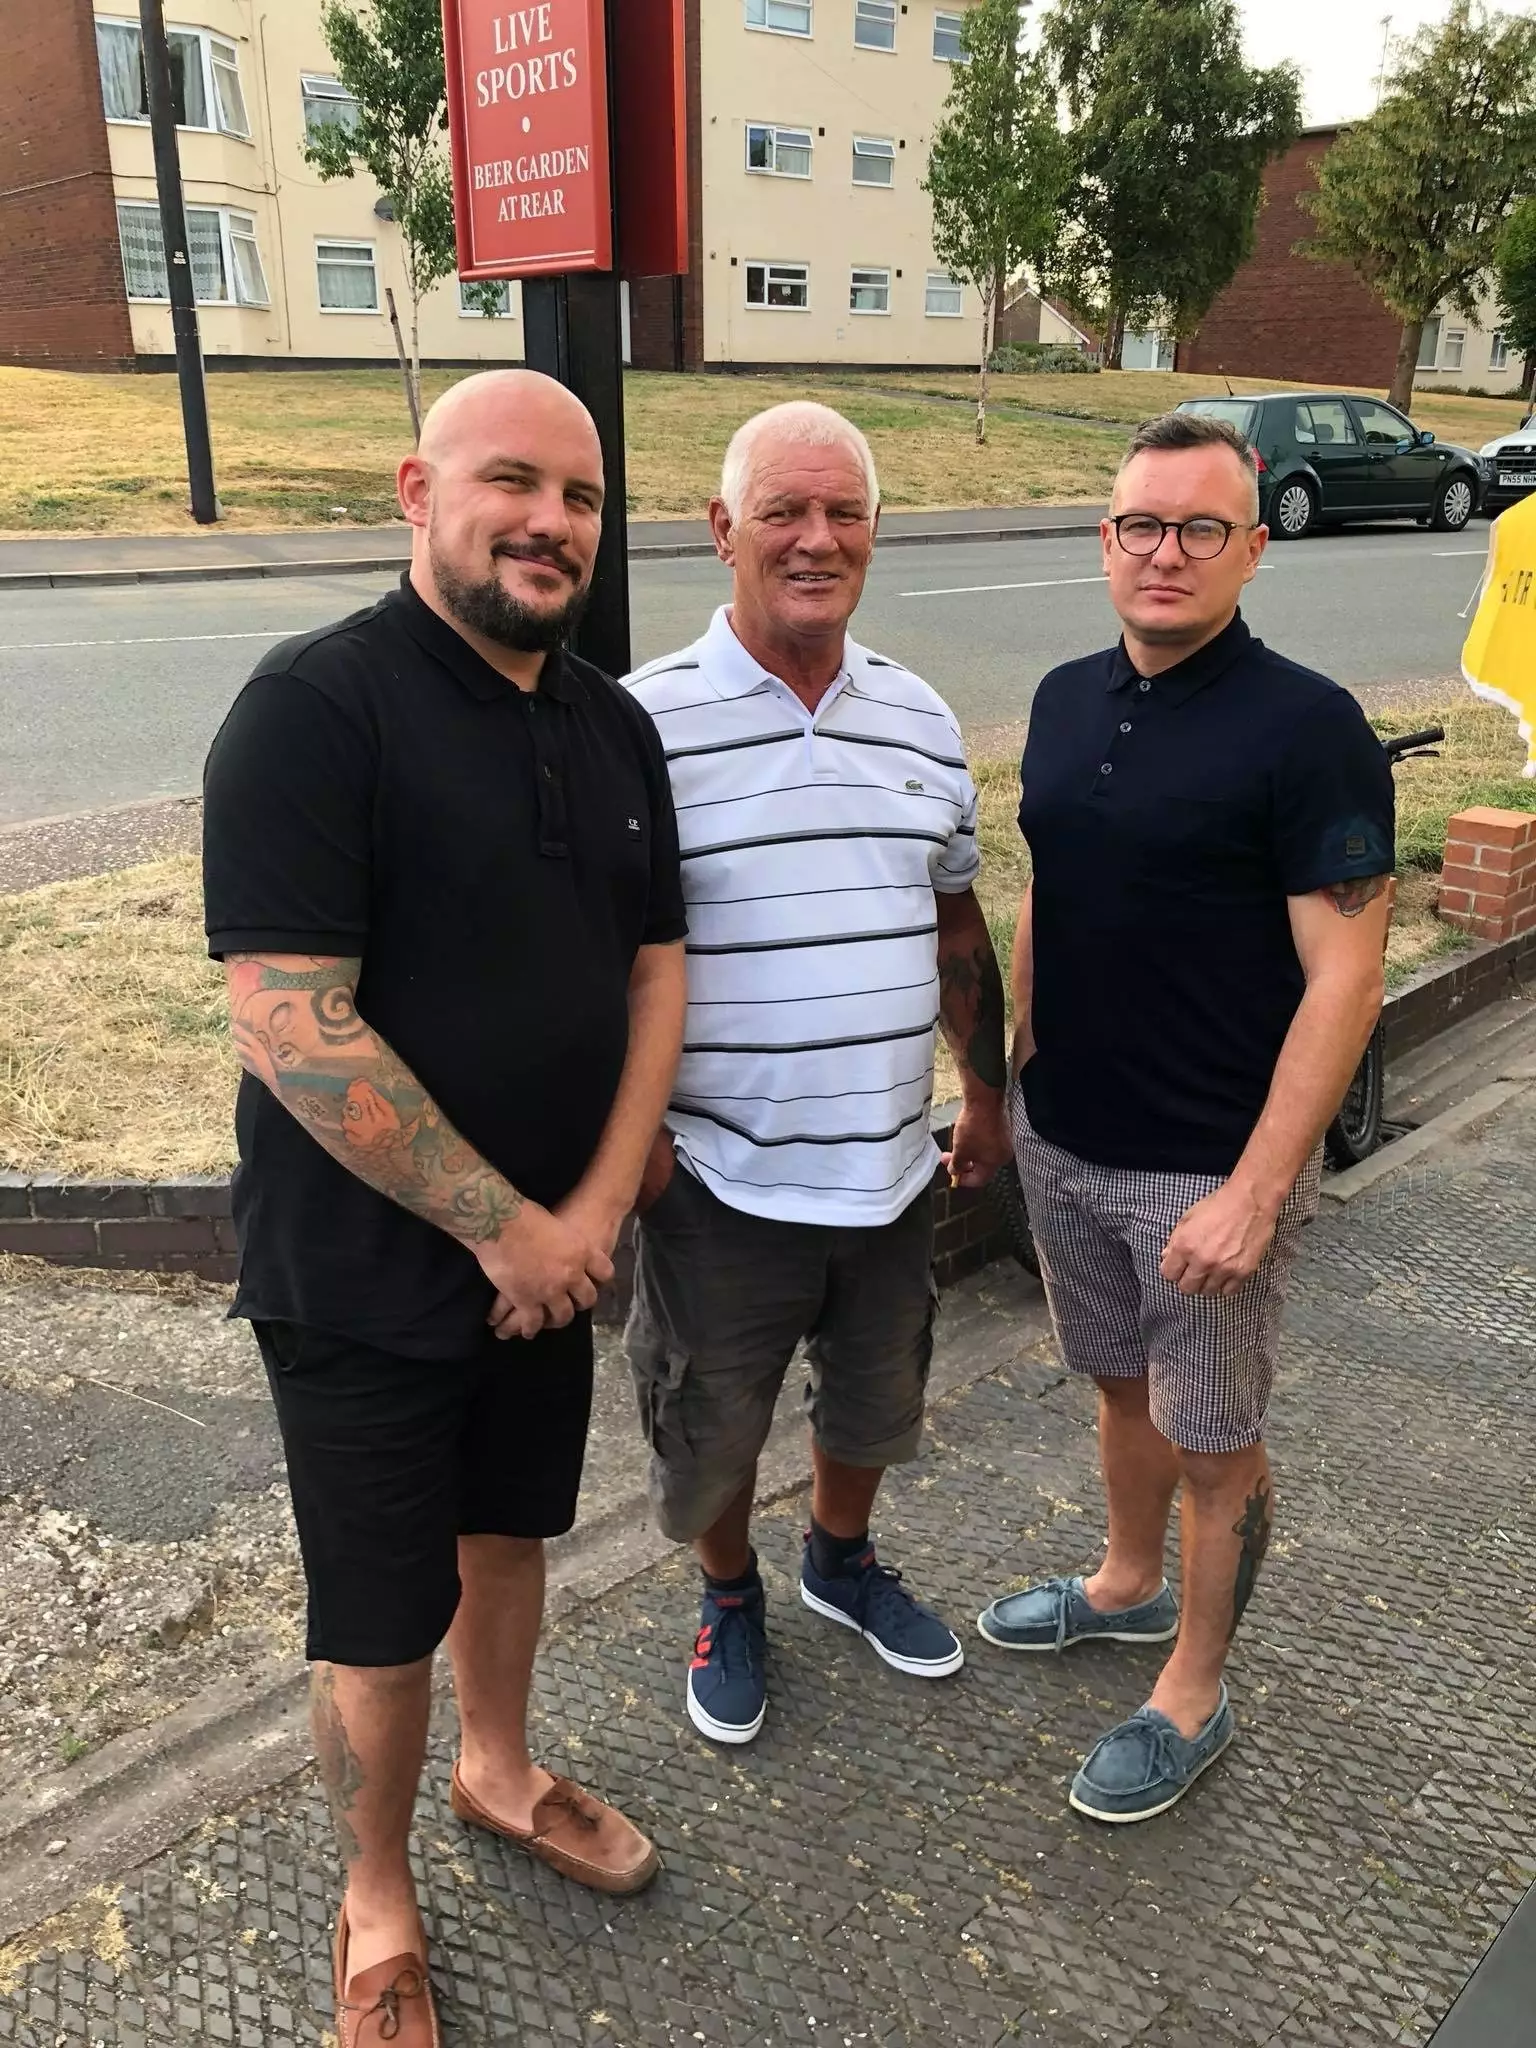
[203,575,687,1356]
[1018,611,1394,1176]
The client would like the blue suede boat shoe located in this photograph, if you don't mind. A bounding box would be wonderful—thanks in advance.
[976,1574,1180,1652]
[1069,1684,1235,1823]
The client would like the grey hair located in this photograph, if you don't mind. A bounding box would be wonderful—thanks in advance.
[718,401,881,523]
[1115,410,1260,520]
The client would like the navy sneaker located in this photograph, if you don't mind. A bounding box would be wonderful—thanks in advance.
[799,1538,964,1678]
[977,1574,1179,1653]
[1069,1685,1234,1823]
[687,1577,768,1745]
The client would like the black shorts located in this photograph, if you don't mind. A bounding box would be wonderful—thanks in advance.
[253,1314,594,1667]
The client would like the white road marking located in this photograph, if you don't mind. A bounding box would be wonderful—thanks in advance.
[900,574,1108,599]
[0,629,307,651]
[1432,549,1485,557]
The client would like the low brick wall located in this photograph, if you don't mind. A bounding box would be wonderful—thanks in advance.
[0,1113,1010,1298]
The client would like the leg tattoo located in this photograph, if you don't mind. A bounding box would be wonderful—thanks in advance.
[312,1665,365,1866]
[1229,1478,1273,1641]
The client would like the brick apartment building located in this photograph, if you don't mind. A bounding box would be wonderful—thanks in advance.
[1178,126,1524,397]
[0,0,985,375]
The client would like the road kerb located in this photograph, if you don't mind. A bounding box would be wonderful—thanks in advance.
[1321,1078,1531,1203]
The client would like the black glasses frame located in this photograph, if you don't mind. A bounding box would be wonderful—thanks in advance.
[1109,514,1254,559]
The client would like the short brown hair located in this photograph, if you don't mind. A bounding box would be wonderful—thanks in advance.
[1116,410,1259,516]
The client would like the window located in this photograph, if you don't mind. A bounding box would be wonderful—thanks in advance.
[745,0,812,33]
[1352,400,1413,447]
[925,271,963,317]
[933,10,966,59]
[1491,331,1509,371]
[1292,399,1356,446]
[460,279,513,317]
[116,201,266,304]
[852,135,895,186]
[1416,316,1441,369]
[301,73,361,145]
[745,260,809,310]
[746,123,813,178]
[850,266,891,314]
[1182,399,1259,436]
[316,240,379,312]
[96,19,248,134]
[1443,327,1466,372]
[855,0,897,48]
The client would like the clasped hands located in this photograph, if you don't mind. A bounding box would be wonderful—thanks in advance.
[475,1186,623,1340]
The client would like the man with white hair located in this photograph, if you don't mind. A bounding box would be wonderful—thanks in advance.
[624,400,1012,1744]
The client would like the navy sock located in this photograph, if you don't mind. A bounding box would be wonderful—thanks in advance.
[703,1550,760,1595]
[809,1520,871,1580]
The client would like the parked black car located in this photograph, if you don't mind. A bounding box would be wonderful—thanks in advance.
[1174,392,1483,539]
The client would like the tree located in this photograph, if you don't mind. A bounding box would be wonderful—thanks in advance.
[1300,2,1536,412]
[1041,0,1301,368]
[923,0,1069,443]
[1495,197,1536,403]
[306,0,498,434]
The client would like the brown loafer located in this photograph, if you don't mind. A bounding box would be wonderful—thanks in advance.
[450,1762,660,1894]
[332,1899,440,2047]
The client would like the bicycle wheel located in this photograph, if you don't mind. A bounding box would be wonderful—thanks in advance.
[992,1159,1041,1277]
[1325,1022,1385,1168]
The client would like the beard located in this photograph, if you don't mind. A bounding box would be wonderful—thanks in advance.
[430,539,589,653]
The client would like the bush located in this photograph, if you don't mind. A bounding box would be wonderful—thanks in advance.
[987,342,1098,374]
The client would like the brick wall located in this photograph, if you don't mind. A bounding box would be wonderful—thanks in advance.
[0,0,135,370]
[1178,129,1402,390]
[1437,807,1536,943]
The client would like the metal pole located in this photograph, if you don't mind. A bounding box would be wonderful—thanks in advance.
[138,0,217,524]
[520,0,630,677]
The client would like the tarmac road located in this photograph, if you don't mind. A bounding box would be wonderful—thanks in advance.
[0,523,1488,826]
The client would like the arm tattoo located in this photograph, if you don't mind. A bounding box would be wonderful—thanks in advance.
[311,1665,363,1867]
[1229,1476,1273,1640]
[225,954,524,1243]
[1327,874,1388,918]
[937,939,1008,1093]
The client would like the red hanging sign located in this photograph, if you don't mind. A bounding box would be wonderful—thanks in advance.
[441,0,613,278]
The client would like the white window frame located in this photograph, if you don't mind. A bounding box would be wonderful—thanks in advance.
[1443,327,1466,372]
[924,270,964,318]
[933,9,967,60]
[745,260,810,311]
[115,200,266,305]
[746,122,813,179]
[854,0,897,49]
[460,278,514,318]
[744,0,812,35]
[1416,315,1442,369]
[1490,330,1509,371]
[850,265,892,315]
[315,238,380,314]
[97,18,250,136]
[300,72,361,146]
[852,135,895,187]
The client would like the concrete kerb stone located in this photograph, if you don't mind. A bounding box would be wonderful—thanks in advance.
[1321,1075,1535,1203]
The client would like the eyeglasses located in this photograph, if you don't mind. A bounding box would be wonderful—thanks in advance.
[1110,514,1252,560]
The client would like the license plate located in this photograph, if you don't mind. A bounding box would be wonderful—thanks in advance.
[1499,472,1536,486]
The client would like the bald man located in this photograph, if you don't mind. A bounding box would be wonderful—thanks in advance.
[203,370,687,2047]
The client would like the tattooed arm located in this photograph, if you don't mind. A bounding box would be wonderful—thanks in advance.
[224,953,611,1337]
[1160,879,1390,1297]
[934,887,1012,1187]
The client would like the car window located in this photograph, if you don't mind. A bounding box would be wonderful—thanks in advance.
[1178,399,1258,437]
[1294,400,1356,447]
[1352,400,1412,447]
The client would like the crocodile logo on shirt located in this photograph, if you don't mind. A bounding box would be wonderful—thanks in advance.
[905,779,925,792]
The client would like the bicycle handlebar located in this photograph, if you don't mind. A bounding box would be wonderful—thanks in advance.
[1383,725,1445,761]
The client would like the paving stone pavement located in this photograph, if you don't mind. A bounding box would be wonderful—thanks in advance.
[4,1089,1536,2048]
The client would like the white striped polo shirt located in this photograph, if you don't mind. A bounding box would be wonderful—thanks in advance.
[624,605,980,1228]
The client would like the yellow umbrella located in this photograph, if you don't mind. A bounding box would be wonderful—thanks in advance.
[1462,490,1536,776]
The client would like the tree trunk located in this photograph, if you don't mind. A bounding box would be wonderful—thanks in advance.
[1522,352,1536,403]
[1388,318,1424,413]
[409,292,423,435]
[384,286,422,443]
[1104,305,1126,370]
[977,288,993,446]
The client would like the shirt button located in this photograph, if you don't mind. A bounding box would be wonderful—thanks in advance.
[1139,679,1151,693]
[1100,762,1113,776]
[542,765,554,781]
[1120,721,1132,734]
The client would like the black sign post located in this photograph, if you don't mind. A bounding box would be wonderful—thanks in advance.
[138,0,218,525]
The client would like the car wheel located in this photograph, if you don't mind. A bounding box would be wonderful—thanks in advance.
[1271,478,1317,539]
[1430,473,1476,531]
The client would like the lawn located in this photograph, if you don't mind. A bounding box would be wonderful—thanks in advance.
[3,700,1529,1179]
[0,364,1122,537]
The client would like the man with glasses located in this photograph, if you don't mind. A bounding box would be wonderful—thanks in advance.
[978,412,1394,1821]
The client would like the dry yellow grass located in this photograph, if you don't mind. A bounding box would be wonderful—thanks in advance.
[0,364,1120,537]
[4,700,1526,1177]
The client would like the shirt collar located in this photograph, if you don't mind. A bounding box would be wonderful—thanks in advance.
[389,572,575,703]
[1108,610,1252,706]
[700,605,854,703]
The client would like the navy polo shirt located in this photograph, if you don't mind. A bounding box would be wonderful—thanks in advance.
[1017,611,1394,1176]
